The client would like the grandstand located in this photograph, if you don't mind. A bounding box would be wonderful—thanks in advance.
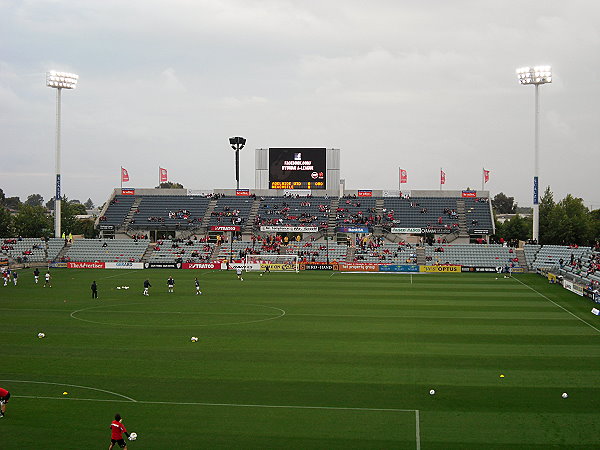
[62,239,148,262]
[148,240,215,264]
[0,238,46,263]
[425,243,515,267]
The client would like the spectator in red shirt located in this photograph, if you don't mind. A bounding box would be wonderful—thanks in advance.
[109,413,131,449]
[0,387,10,417]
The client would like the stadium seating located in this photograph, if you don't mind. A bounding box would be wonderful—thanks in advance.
[99,195,136,226]
[335,197,378,228]
[353,242,417,263]
[464,198,493,233]
[131,196,211,229]
[63,239,148,262]
[208,197,253,228]
[0,238,46,262]
[47,238,66,261]
[424,243,514,267]
[528,245,591,270]
[254,197,331,229]
[214,239,348,263]
[381,197,460,232]
[148,240,215,263]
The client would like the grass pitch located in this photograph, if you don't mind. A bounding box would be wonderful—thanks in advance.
[1,269,599,449]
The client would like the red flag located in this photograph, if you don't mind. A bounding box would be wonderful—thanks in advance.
[121,167,129,182]
[159,167,168,183]
[399,169,407,184]
[440,170,446,185]
[484,169,490,183]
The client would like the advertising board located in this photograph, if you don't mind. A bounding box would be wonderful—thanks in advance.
[336,226,370,233]
[461,267,497,273]
[357,190,373,197]
[67,262,106,269]
[144,262,182,269]
[105,262,144,269]
[269,148,326,190]
[420,265,461,273]
[121,189,135,195]
[339,263,379,272]
[181,262,221,270]
[260,226,319,233]
[378,265,420,273]
[210,226,241,232]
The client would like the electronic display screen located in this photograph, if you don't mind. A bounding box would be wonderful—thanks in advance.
[269,148,326,189]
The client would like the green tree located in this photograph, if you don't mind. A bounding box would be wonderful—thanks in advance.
[25,193,44,207]
[0,206,12,236]
[73,218,99,238]
[500,215,531,242]
[46,198,55,211]
[538,186,555,244]
[155,181,184,189]
[84,198,95,209]
[0,188,5,205]
[492,192,517,214]
[13,204,52,237]
[554,195,592,245]
[4,196,21,210]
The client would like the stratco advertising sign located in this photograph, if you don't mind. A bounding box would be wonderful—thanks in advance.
[210,226,241,232]
[181,262,221,270]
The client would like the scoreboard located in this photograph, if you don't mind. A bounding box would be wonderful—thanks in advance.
[269,148,326,190]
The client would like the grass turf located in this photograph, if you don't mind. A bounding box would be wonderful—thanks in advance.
[0,269,599,449]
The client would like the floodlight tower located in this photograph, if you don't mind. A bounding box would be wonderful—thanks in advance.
[46,71,79,238]
[229,136,246,189]
[516,65,552,243]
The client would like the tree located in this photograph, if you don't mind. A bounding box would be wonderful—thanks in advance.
[84,198,95,209]
[46,198,55,211]
[155,181,184,189]
[0,188,5,205]
[491,192,517,214]
[4,196,21,210]
[13,204,52,237]
[555,195,592,245]
[495,215,531,242]
[25,194,44,207]
[0,206,12,236]
[538,186,555,245]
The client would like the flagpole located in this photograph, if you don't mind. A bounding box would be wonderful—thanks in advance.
[440,167,442,191]
[481,167,484,192]
[120,166,123,191]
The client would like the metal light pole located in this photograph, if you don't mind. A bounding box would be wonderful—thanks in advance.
[516,66,552,243]
[229,136,246,189]
[46,71,79,238]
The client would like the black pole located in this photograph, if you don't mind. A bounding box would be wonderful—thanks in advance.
[235,148,240,190]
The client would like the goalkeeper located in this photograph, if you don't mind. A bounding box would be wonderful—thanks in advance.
[109,413,134,449]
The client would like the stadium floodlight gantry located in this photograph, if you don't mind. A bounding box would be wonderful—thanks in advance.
[516,65,552,243]
[46,70,79,238]
[229,136,246,189]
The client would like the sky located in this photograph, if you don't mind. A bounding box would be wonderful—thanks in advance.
[1,0,599,209]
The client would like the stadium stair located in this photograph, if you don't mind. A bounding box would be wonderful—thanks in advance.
[516,248,527,271]
[346,245,355,262]
[124,197,142,230]
[327,198,339,231]
[141,243,155,262]
[244,198,261,233]
[53,242,70,262]
[416,246,426,265]
[200,198,218,228]
[456,200,470,238]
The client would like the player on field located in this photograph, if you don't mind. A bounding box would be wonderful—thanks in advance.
[108,413,132,449]
[34,268,40,284]
[91,281,98,299]
[143,279,151,296]
[44,271,52,288]
[0,386,10,418]
[167,276,175,293]
[194,277,202,295]
[2,269,8,286]
[12,271,18,286]
[236,267,244,281]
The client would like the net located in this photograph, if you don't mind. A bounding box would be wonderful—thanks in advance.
[244,254,299,272]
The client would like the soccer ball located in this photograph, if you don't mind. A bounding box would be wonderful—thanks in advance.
[129,432,138,441]
[37,332,45,338]
[429,389,435,395]
[260,273,263,277]
[561,392,568,399]
[190,336,198,342]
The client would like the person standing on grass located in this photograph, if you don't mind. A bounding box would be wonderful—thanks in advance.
[91,280,98,299]
[33,267,40,284]
[44,271,52,288]
[167,276,175,293]
[109,413,131,449]
[236,267,244,281]
[0,386,10,418]
[12,271,18,286]
[143,279,151,296]
[194,277,202,295]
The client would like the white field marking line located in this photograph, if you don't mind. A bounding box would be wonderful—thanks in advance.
[512,276,600,334]
[0,380,137,402]
[69,301,286,328]
[415,410,421,450]
[284,312,569,320]
[13,394,414,412]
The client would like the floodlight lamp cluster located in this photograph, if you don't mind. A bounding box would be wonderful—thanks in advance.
[516,66,552,85]
[229,136,246,150]
[46,71,79,89]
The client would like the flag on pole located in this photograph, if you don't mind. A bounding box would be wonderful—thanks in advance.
[399,169,408,184]
[483,169,490,183]
[121,167,129,182]
[440,169,446,185]
[159,167,168,183]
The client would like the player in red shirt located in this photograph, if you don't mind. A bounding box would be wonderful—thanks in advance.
[109,413,132,449]
[0,387,10,418]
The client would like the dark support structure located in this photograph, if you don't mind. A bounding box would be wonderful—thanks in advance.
[229,136,246,190]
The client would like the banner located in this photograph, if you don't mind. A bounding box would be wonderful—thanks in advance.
[99,225,115,231]
[391,227,423,234]
[391,227,451,234]
[378,264,420,273]
[144,262,181,269]
[400,169,407,184]
[484,169,490,183]
[67,262,106,269]
[462,190,477,198]
[210,226,241,232]
[440,170,446,185]
[260,263,296,272]
[336,226,370,233]
[159,167,168,182]
[260,226,319,232]
[182,262,221,270]
[121,167,129,182]
[0,258,8,267]
[420,265,461,273]
[235,189,250,196]
[105,262,144,269]
[121,189,135,195]
[339,263,379,272]
[472,229,490,235]
[301,263,335,271]
[357,190,372,197]
[533,176,539,205]
[461,267,497,273]
[49,262,68,268]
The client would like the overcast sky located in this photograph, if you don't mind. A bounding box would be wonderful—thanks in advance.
[1,0,599,208]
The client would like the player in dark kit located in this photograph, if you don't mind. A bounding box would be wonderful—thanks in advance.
[0,387,10,418]
[167,276,175,293]
[109,413,131,449]
[194,277,202,295]
[91,281,98,299]
[33,268,40,284]
[143,279,151,296]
